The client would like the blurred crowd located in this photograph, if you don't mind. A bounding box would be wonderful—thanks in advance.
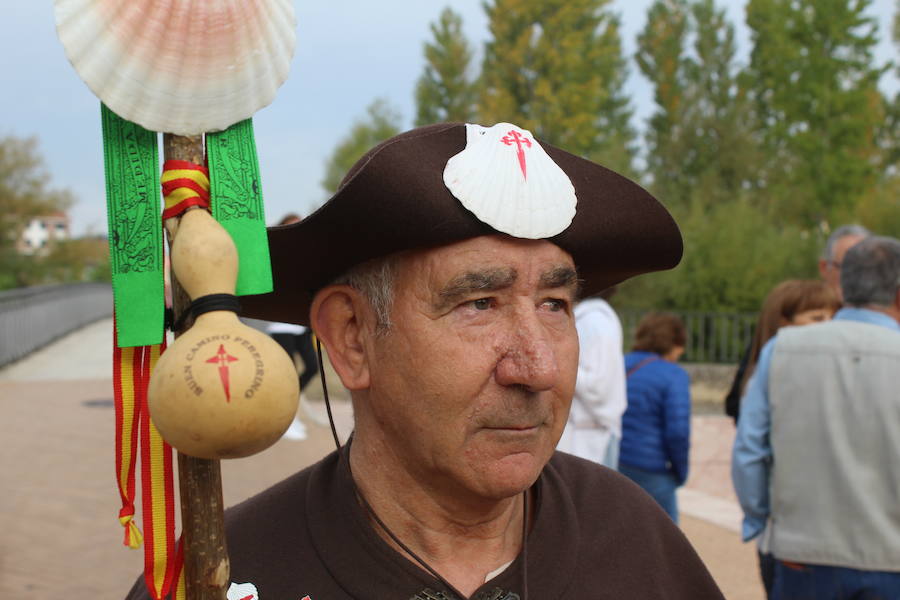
[556,224,900,599]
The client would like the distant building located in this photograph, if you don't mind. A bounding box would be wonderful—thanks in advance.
[17,212,70,255]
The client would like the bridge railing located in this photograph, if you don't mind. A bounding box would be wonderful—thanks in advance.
[0,283,113,367]
[618,307,756,364]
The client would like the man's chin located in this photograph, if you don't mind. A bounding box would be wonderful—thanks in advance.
[471,450,548,499]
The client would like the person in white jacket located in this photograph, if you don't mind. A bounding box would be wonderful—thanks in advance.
[557,288,627,468]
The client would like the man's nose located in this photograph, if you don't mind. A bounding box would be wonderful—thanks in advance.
[494,313,559,392]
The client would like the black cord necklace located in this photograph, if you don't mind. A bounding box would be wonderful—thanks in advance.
[315,339,530,600]
[315,339,342,450]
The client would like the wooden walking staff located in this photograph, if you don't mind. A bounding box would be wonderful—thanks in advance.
[53,2,299,598]
[164,133,229,599]
[153,133,300,596]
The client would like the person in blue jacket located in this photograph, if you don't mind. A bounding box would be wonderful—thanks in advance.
[619,312,691,522]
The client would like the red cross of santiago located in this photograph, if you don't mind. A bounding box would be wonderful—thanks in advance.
[206,344,239,402]
[501,129,533,180]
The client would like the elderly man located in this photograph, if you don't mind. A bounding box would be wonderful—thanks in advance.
[127,123,722,599]
[733,236,900,599]
[817,224,870,302]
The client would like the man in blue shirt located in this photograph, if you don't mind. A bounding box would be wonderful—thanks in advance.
[732,236,900,599]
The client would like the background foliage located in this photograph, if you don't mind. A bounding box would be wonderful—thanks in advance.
[0,135,109,289]
[321,99,404,195]
[415,8,479,126]
[322,0,899,313]
[7,1,897,312]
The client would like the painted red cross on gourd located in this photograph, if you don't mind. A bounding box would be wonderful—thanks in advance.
[206,344,239,402]
[501,129,533,180]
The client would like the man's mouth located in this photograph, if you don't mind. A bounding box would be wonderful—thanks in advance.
[484,424,541,432]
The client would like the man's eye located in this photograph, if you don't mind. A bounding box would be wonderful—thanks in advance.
[471,298,493,310]
[542,299,567,312]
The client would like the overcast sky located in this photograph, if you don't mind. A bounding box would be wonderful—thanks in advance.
[3,1,897,236]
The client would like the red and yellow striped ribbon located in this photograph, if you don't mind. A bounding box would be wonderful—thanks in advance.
[139,341,180,599]
[114,337,144,549]
[114,328,184,599]
[161,160,210,220]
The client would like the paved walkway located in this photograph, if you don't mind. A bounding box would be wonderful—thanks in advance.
[1,319,763,599]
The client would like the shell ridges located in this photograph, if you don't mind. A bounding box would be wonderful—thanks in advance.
[443,123,578,239]
[54,0,297,134]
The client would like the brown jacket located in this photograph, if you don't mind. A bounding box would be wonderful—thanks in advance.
[125,449,723,599]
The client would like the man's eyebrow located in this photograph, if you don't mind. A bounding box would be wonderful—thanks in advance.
[435,267,517,310]
[540,265,580,294]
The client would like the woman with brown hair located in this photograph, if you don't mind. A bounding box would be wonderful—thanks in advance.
[737,280,840,403]
[618,312,690,522]
[725,280,841,422]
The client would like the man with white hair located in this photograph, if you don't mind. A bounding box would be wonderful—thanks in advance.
[127,122,723,599]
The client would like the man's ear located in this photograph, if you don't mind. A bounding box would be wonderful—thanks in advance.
[310,285,373,391]
[817,257,829,279]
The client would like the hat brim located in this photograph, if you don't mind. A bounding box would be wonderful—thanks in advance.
[240,123,682,326]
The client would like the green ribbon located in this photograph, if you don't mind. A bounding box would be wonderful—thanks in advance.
[101,104,164,348]
[206,119,273,296]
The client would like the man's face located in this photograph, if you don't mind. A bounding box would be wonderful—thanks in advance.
[360,235,579,503]
[819,234,866,302]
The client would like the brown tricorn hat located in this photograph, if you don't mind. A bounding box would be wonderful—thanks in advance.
[241,122,682,326]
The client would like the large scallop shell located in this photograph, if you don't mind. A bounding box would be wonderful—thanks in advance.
[443,123,577,239]
[54,0,296,135]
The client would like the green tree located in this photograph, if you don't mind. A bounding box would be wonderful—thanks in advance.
[875,1,900,171]
[744,0,886,225]
[321,99,403,195]
[0,135,74,289]
[637,0,762,209]
[636,0,690,199]
[479,0,636,174]
[414,7,478,126]
[855,1,900,238]
[617,198,819,313]
[37,236,111,285]
[627,0,791,315]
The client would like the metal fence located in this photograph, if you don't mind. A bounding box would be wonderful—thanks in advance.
[619,307,756,364]
[0,283,113,367]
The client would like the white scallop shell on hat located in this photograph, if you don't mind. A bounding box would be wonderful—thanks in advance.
[442,123,577,239]
[54,0,296,135]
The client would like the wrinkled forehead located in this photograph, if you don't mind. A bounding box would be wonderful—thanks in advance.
[396,235,578,294]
